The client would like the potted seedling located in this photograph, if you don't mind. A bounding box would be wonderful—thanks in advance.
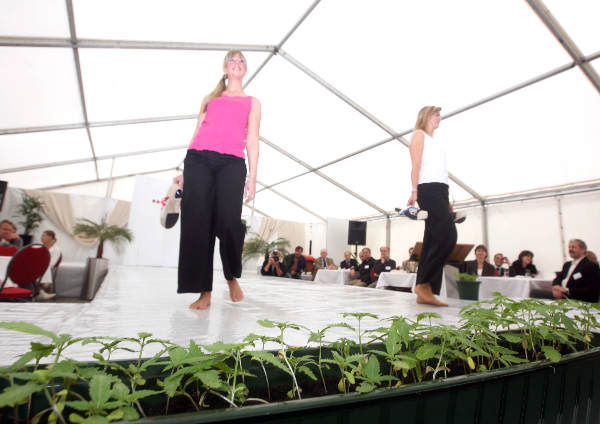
[73,217,133,300]
[456,272,481,301]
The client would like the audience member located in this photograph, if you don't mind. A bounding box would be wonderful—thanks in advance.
[340,251,358,269]
[461,244,495,277]
[492,253,510,276]
[401,247,418,272]
[346,247,376,287]
[552,239,600,302]
[312,248,337,280]
[261,250,286,277]
[586,251,598,265]
[372,246,397,287]
[39,230,61,294]
[0,220,23,248]
[509,250,538,277]
[284,246,306,279]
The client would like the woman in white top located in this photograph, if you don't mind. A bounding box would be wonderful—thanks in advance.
[40,230,61,290]
[407,106,457,306]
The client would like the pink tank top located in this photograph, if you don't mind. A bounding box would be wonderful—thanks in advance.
[189,95,252,159]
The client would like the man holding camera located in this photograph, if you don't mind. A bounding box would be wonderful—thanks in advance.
[261,250,286,277]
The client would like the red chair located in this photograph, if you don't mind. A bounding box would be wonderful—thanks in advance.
[0,246,18,256]
[0,244,51,301]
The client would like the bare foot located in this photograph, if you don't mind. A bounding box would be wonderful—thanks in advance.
[189,292,211,309]
[227,278,244,302]
[414,283,448,307]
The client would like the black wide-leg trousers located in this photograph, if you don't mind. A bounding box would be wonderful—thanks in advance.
[178,149,246,293]
[415,182,457,295]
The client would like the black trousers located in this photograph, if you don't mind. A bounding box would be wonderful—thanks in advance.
[415,182,457,295]
[178,149,246,293]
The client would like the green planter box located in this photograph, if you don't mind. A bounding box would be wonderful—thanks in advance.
[457,280,481,301]
[4,344,600,424]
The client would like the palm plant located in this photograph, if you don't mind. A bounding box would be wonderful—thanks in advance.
[242,232,290,264]
[73,217,133,258]
[15,193,44,235]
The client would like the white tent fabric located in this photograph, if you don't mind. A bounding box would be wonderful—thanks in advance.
[1,0,599,223]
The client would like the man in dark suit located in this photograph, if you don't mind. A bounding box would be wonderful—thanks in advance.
[492,253,509,276]
[340,251,358,269]
[552,239,600,302]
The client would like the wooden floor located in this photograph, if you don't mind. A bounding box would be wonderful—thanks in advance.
[0,266,470,366]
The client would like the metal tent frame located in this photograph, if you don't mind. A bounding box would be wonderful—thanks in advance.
[1,0,599,245]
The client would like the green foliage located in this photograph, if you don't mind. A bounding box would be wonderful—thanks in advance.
[242,232,290,263]
[15,193,44,235]
[1,296,599,422]
[457,272,479,282]
[73,217,133,258]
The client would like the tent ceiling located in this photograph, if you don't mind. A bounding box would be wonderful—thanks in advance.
[1,0,599,219]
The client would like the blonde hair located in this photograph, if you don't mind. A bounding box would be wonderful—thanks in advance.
[414,106,441,132]
[202,50,247,113]
[586,251,598,265]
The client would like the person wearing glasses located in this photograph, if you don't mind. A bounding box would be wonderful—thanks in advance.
[174,51,261,310]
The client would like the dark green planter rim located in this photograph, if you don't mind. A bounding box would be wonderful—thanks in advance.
[125,346,600,423]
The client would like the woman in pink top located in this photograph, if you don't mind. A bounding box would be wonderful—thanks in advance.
[174,50,261,309]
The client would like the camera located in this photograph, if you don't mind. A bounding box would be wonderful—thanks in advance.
[273,256,279,262]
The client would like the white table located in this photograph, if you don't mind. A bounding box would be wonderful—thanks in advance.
[0,256,16,287]
[376,272,416,290]
[314,269,351,284]
[444,276,554,300]
[477,276,531,299]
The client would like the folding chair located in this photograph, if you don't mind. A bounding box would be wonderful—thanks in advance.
[0,244,51,301]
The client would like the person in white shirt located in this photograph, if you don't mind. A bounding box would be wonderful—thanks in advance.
[407,106,456,307]
[552,239,600,302]
[39,230,61,299]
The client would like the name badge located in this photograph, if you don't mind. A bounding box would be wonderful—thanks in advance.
[385,266,391,270]
[573,272,582,280]
[364,265,369,269]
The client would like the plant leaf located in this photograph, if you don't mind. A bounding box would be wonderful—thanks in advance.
[416,343,439,361]
[542,346,562,362]
[0,382,44,407]
[0,322,58,343]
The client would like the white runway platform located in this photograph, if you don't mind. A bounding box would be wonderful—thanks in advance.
[0,266,470,366]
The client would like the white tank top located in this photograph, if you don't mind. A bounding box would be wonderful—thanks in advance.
[416,130,448,185]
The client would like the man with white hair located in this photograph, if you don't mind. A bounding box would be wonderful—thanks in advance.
[339,251,358,269]
[552,239,600,302]
[312,248,337,280]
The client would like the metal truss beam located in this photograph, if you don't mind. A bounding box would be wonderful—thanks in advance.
[277,49,484,202]
[66,0,98,179]
[257,180,325,222]
[245,0,321,88]
[0,145,187,175]
[260,136,387,215]
[526,0,600,95]
[0,36,275,52]
[38,167,176,190]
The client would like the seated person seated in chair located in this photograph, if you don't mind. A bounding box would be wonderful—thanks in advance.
[261,250,286,277]
[492,252,510,276]
[461,244,495,277]
[552,239,600,302]
[284,245,306,279]
[38,230,61,296]
[340,250,358,269]
[371,246,397,288]
[509,250,538,277]
[312,248,338,280]
[346,247,376,287]
[401,247,419,272]
[0,220,23,248]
